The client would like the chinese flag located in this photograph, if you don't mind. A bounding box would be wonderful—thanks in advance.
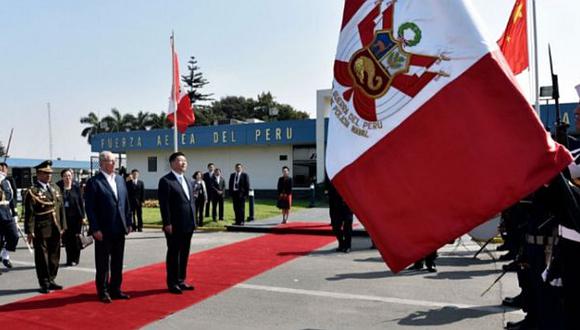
[498,0,529,75]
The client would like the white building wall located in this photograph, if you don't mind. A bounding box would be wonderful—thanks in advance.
[127,145,294,190]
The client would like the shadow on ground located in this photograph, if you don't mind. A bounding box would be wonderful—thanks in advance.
[396,305,505,326]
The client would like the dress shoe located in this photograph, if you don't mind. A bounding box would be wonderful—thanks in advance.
[179,283,195,291]
[499,252,517,261]
[502,261,520,272]
[408,264,423,271]
[48,282,63,290]
[427,266,437,273]
[3,259,13,269]
[99,293,112,304]
[110,291,130,300]
[39,286,50,294]
[502,294,524,309]
[138,228,143,232]
[335,247,344,252]
[505,318,537,330]
[168,285,183,294]
[342,248,351,254]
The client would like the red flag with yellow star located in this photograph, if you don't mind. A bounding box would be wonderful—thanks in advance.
[498,0,528,75]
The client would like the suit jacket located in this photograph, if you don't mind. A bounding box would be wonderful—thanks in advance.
[126,179,145,206]
[24,181,67,237]
[158,172,196,233]
[203,172,214,198]
[84,172,132,237]
[57,181,85,219]
[229,172,250,198]
[211,175,226,199]
[277,177,293,195]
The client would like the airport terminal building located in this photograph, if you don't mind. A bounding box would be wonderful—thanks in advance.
[90,118,326,198]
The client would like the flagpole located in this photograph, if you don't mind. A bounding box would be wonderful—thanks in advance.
[531,0,540,115]
[171,31,178,153]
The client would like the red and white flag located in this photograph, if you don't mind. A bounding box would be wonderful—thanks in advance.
[168,36,195,133]
[328,0,571,272]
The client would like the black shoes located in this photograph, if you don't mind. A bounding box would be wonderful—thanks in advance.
[48,282,63,290]
[99,293,112,304]
[2,259,13,269]
[335,247,351,253]
[505,318,537,330]
[168,285,183,294]
[110,291,130,300]
[179,283,195,291]
[502,294,524,309]
[502,261,520,272]
[39,286,50,294]
[427,266,437,273]
[499,252,517,261]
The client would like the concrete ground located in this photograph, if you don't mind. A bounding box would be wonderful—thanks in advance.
[0,208,523,329]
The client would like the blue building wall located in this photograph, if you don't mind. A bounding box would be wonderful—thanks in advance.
[91,119,317,153]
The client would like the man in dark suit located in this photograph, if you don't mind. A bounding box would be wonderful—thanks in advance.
[211,168,226,221]
[84,151,132,303]
[228,163,250,225]
[326,177,353,253]
[203,163,215,218]
[158,152,196,294]
[126,169,145,232]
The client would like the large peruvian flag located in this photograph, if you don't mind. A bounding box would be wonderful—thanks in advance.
[328,0,572,272]
[168,37,195,133]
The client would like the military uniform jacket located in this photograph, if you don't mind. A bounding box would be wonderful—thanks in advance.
[24,182,67,238]
[0,177,13,221]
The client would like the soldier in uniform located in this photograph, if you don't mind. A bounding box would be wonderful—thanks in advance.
[0,162,19,272]
[24,160,67,293]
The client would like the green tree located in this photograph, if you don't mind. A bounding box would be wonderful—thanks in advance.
[80,112,105,144]
[132,111,152,130]
[149,112,172,129]
[208,92,309,123]
[102,108,135,132]
[182,56,213,104]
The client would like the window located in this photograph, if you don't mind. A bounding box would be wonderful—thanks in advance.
[279,155,288,161]
[147,157,157,172]
[292,146,316,187]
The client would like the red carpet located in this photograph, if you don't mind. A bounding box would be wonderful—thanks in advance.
[1,222,335,329]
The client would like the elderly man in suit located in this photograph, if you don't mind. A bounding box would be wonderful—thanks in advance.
[228,163,250,226]
[158,152,196,294]
[85,151,132,303]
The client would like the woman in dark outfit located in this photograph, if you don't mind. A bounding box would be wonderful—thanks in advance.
[192,171,207,227]
[277,166,293,224]
[57,169,86,266]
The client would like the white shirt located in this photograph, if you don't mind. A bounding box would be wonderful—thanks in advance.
[172,170,190,200]
[102,171,118,199]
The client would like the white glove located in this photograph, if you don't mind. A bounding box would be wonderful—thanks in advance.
[13,215,18,223]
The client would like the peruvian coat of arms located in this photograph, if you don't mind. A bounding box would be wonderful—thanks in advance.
[334,1,449,123]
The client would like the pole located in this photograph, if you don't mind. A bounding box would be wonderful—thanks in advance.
[532,0,540,115]
[47,102,53,160]
[171,31,179,153]
[3,128,13,162]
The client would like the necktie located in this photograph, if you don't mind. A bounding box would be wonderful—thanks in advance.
[179,176,190,200]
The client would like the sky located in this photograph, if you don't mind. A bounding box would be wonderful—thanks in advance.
[0,0,578,160]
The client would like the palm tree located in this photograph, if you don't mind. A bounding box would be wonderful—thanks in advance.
[102,108,135,132]
[80,112,104,144]
[132,111,152,130]
[150,112,172,129]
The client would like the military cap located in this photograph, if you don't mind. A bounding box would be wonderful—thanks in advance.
[34,160,54,173]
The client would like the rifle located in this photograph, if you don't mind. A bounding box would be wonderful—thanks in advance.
[2,129,33,254]
[3,128,13,162]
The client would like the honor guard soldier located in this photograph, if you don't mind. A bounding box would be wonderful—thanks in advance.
[24,160,67,293]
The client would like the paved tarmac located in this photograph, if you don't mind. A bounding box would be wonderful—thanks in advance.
[1,207,523,329]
